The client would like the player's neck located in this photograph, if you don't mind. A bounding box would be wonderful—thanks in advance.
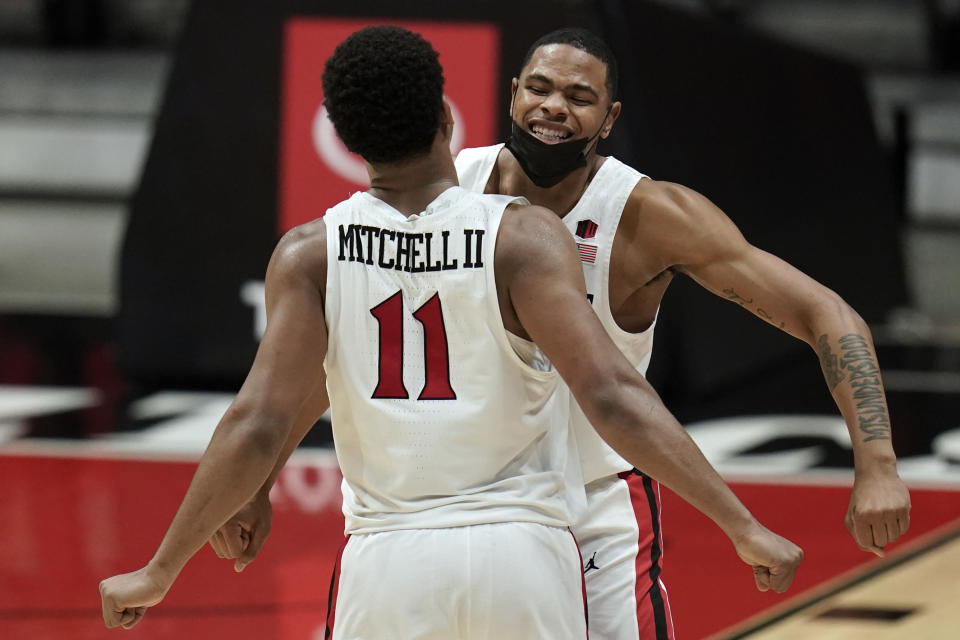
[367,147,458,217]
[496,148,605,217]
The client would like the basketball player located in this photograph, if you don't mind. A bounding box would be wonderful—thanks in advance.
[99,26,802,635]
[451,27,912,639]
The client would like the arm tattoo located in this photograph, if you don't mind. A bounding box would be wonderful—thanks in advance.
[817,334,846,391]
[722,288,786,330]
[722,287,753,306]
[839,333,891,442]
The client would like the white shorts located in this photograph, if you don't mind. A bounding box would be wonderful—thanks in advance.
[327,522,588,639]
[572,470,675,640]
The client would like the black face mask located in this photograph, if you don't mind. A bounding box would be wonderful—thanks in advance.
[505,104,612,188]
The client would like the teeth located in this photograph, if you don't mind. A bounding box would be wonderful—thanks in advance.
[532,125,570,141]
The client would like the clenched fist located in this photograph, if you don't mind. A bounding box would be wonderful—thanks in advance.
[99,566,169,630]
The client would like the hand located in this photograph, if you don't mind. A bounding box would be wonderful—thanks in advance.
[846,466,911,557]
[99,566,169,629]
[731,522,804,594]
[209,489,273,572]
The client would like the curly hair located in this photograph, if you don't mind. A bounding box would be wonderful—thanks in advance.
[322,25,445,164]
[520,28,618,101]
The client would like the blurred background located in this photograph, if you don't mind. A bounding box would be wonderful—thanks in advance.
[1,1,959,638]
[2,0,959,441]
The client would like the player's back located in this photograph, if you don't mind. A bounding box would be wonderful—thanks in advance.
[323,186,578,534]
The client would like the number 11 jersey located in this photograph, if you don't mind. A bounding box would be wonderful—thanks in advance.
[323,186,583,535]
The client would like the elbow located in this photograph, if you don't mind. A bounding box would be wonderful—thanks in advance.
[219,399,291,456]
[803,288,869,344]
[575,367,658,435]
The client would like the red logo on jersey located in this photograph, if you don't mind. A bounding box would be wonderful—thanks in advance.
[277,18,500,234]
[575,219,599,239]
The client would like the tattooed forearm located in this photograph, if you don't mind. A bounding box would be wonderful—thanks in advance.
[722,287,753,306]
[722,288,786,330]
[838,333,890,442]
[817,334,846,391]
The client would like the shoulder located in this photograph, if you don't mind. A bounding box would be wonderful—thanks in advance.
[454,144,502,167]
[500,202,569,245]
[626,178,715,224]
[267,217,328,290]
[274,217,327,262]
[598,155,647,183]
[497,203,574,270]
[455,144,504,193]
[619,178,744,265]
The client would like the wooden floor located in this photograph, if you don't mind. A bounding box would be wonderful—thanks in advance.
[716,521,960,639]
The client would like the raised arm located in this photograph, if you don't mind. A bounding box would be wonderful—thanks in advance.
[497,204,803,592]
[640,180,911,555]
[99,220,330,629]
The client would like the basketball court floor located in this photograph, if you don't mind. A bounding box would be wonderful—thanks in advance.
[2,386,959,639]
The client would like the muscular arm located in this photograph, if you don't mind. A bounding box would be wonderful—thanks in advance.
[498,205,801,589]
[100,221,330,628]
[640,181,911,553]
[208,383,329,571]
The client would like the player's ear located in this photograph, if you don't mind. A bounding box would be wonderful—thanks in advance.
[601,101,622,139]
[440,96,455,140]
[510,78,519,114]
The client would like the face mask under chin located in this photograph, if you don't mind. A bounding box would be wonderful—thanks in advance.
[504,120,591,188]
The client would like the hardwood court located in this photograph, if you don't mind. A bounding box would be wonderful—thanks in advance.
[713,519,960,639]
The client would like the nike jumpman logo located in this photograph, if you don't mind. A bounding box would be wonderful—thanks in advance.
[584,552,600,574]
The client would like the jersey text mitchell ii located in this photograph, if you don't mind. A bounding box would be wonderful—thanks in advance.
[337,224,486,273]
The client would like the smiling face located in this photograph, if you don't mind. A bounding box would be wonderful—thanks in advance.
[511,43,621,146]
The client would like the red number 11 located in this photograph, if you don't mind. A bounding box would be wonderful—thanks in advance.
[370,291,456,400]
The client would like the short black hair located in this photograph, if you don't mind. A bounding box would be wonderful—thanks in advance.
[519,27,618,101]
[322,25,444,164]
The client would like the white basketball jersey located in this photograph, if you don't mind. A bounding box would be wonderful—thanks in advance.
[456,145,654,483]
[324,186,581,534]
